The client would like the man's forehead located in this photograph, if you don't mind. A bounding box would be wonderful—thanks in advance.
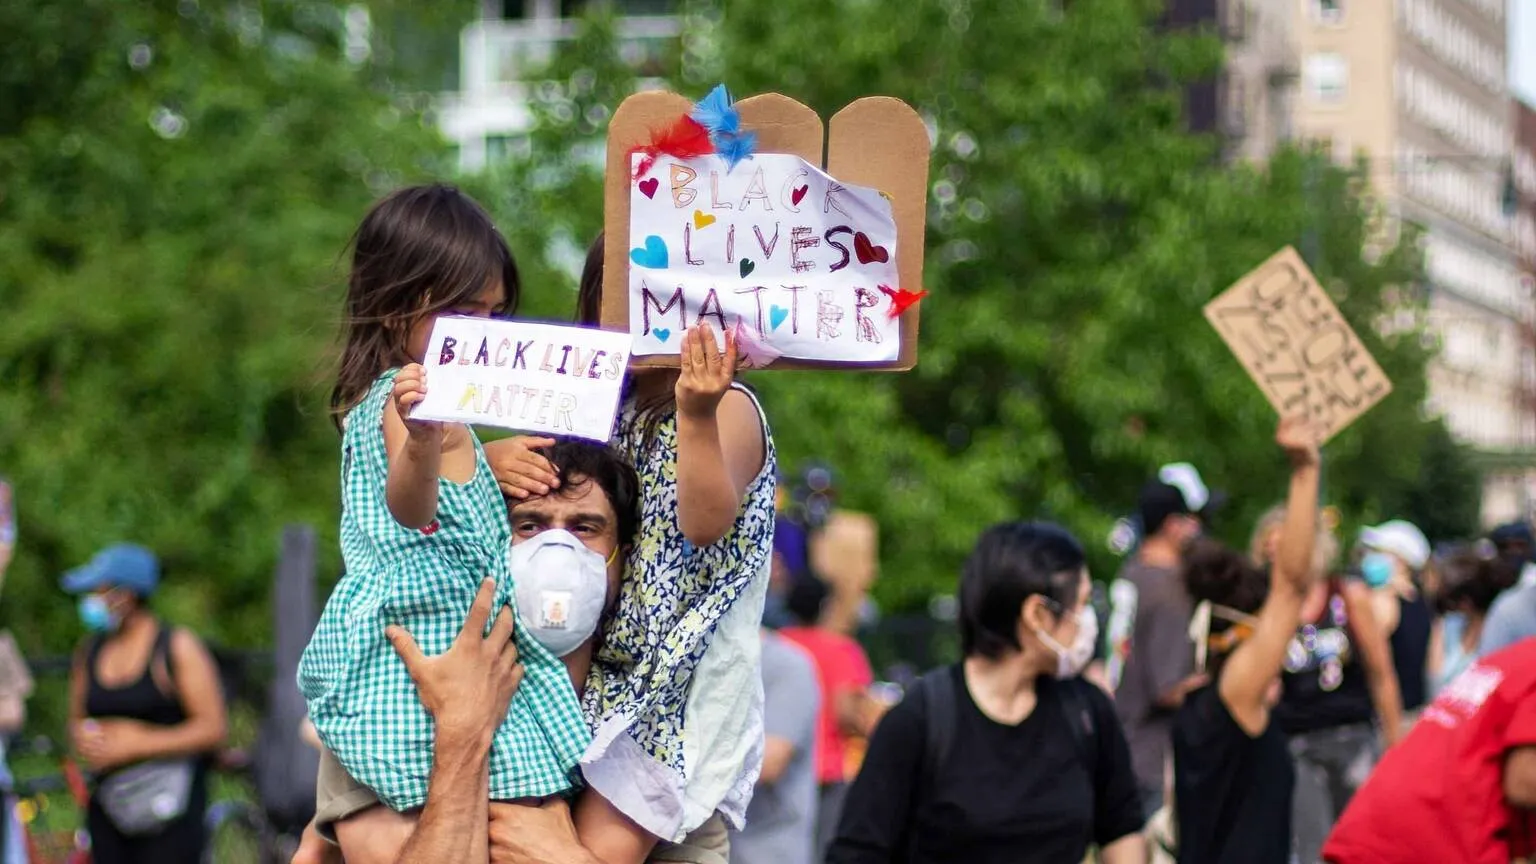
[511,475,615,520]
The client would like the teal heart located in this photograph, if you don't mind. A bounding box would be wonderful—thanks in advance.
[769,306,788,331]
[630,235,669,269]
[739,258,755,278]
[653,328,672,343]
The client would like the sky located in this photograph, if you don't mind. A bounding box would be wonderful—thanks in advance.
[1516,3,1536,104]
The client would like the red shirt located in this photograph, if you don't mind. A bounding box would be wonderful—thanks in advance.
[1323,638,1536,864]
[778,626,873,784]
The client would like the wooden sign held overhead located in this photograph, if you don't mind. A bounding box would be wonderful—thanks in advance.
[603,90,931,370]
[1204,246,1392,442]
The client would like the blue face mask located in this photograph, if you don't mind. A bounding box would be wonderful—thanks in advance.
[1361,552,1395,588]
[78,594,120,633]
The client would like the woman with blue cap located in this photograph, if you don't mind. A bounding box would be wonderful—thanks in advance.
[63,543,227,864]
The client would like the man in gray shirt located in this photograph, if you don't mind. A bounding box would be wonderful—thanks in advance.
[731,629,821,864]
[1111,464,1217,819]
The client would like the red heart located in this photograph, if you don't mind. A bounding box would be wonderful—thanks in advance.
[639,177,659,199]
[791,185,808,206]
[854,232,889,265]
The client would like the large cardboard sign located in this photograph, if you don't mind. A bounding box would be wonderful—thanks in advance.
[411,318,630,442]
[627,152,902,364]
[1204,247,1392,442]
[604,91,931,370]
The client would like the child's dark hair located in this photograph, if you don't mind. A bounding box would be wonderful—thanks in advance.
[576,231,688,445]
[959,522,1085,660]
[534,438,642,549]
[330,184,520,429]
[1184,537,1270,670]
[1435,548,1517,616]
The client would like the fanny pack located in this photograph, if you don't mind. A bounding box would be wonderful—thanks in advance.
[96,758,196,835]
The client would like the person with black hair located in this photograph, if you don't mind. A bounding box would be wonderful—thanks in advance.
[1112,463,1219,819]
[1427,547,1518,697]
[828,522,1145,864]
[777,561,878,861]
[1171,416,1322,864]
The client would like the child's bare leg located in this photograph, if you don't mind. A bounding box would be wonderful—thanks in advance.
[333,806,419,864]
[572,789,660,864]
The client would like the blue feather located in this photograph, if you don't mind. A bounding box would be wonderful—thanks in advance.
[691,84,741,137]
[716,130,757,171]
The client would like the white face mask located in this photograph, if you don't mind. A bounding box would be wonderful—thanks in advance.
[509,529,612,658]
[1037,606,1099,680]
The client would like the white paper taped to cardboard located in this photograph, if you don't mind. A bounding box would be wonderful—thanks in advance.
[411,317,631,442]
[626,152,901,363]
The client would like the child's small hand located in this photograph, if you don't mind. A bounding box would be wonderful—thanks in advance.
[393,364,442,443]
[675,324,737,420]
[485,436,561,499]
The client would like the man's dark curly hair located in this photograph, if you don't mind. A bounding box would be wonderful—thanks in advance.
[516,439,641,548]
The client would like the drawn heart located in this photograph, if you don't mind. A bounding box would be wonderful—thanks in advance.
[769,306,789,331]
[629,235,669,269]
[740,258,755,278]
[694,210,717,229]
[791,185,808,206]
[652,328,672,343]
[853,232,889,265]
[638,178,659,199]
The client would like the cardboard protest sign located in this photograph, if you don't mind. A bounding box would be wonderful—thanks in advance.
[1204,247,1392,442]
[411,318,630,442]
[627,152,903,364]
[604,89,931,370]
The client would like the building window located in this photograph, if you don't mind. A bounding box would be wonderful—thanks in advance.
[1311,0,1344,24]
[1305,53,1348,103]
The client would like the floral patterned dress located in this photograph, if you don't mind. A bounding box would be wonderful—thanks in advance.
[580,383,777,841]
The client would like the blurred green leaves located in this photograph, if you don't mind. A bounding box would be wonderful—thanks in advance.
[0,0,1482,666]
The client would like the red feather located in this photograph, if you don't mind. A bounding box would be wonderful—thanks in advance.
[878,284,929,319]
[630,115,715,179]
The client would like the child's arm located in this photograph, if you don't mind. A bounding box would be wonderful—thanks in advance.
[674,326,766,547]
[385,364,446,530]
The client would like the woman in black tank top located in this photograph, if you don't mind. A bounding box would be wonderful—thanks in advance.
[63,544,227,864]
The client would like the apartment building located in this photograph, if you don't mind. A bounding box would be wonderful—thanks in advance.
[1288,0,1532,524]
[439,0,678,171]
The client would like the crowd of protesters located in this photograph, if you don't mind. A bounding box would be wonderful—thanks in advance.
[5,182,1536,864]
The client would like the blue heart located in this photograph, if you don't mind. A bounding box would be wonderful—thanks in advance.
[769,306,789,331]
[653,328,672,343]
[629,235,669,269]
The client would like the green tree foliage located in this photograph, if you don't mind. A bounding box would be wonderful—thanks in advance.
[494,0,1481,607]
[0,0,456,652]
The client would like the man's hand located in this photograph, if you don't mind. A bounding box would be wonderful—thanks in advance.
[386,579,523,748]
[489,799,602,864]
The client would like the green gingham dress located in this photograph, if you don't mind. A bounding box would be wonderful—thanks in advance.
[297,369,590,811]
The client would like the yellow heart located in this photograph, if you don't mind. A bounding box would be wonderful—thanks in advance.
[693,210,717,229]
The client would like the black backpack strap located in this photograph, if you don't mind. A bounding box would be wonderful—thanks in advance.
[918,667,958,788]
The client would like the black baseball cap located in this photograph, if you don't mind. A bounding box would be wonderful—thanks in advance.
[1138,463,1225,535]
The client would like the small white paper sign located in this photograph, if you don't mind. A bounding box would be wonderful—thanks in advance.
[411,317,630,442]
[627,152,901,364]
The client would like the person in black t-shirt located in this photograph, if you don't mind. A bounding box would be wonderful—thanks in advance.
[1172,416,1322,864]
[828,522,1145,864]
